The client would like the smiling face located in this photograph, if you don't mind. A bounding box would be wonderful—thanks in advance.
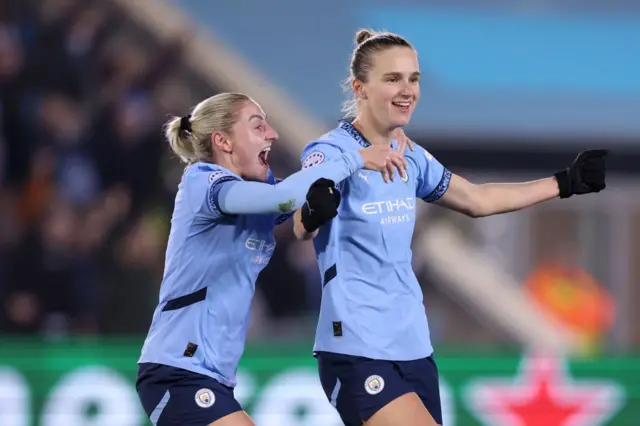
[354,46,420,130]
[212,100,278,182]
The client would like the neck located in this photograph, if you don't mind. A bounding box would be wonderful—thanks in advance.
[352,114,393,147]
[212,152,241,176]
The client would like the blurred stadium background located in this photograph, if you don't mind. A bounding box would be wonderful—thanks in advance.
[1,0,639,425]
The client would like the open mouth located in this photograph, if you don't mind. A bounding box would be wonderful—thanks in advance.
[392,101,411,112]
[258,146,271,167]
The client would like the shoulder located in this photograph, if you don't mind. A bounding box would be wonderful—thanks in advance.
[407,143,435,162]
[301,126,359,167]
[184,162,242,186]
[406,143,439,170]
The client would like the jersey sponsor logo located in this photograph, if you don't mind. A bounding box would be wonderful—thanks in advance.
[245,238,276,252]
[208,170,228,183]
[245,237,275,265]
[195,388,215,408]
[364,375,385,395]
[361,197,415,215]
[362,197,415,226]
[358,172,369,183]
[302,151,325,169]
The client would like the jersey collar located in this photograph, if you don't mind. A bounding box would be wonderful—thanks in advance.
[338,119,399,150]
[338,120,371,148]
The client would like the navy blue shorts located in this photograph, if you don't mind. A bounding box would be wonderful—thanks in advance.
[316,352,442,426]
[136,363,242,425]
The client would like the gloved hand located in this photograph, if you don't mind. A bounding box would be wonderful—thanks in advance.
[301,178,341,233]
[554,150,607,199]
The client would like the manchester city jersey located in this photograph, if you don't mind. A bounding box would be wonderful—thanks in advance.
[301,121,451,361]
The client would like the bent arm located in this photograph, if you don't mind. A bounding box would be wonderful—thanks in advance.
[217,151,363,215]
[436,174,559,218]
[293,209,318,240]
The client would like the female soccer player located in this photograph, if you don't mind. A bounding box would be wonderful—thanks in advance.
[135,92,409,426]
[294,30,607,426]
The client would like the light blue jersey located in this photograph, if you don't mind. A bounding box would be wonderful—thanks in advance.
[301,121,452,361]
[139,150,364,387]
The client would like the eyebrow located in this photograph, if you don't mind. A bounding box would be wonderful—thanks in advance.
[248,114,266,122]
[383,71,421,78]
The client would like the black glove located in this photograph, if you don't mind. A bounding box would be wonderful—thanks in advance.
[554,150,607,199]
[301,178,341,233]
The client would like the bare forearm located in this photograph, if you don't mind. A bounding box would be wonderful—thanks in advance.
[293,209,318,240]
[475,177,559,217]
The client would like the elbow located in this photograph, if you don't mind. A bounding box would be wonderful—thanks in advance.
[463,208,482,219]
[467,201,489,218]
[466,203,494,218]
[461,207,484,219]
[463,194,491,218]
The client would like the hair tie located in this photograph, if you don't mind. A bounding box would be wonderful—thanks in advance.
[180,114,192,133]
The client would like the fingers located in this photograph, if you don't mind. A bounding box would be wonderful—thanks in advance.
[362,145,410,182]
[385,160,396,182]
[395,138,415,154]
[577,149,608,163]
[381,168,390,183]
[388,151,408,180]
[310,178,336,190]
[390,157,407,181]
[579,150,607,193]
[379,151,408,183]
[394,128,414,152]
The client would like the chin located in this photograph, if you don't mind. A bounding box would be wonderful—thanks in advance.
[389,114,413,128]
[390,117,411,128]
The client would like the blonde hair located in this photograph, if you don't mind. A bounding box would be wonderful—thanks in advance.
[342,29,413,117]
[165,92,251,163]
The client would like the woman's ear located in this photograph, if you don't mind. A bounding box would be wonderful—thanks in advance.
[212,132,232,154]
[352,79,367,100]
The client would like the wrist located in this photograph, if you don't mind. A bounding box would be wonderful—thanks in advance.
[554,169,572,199]
[301,202,318,233]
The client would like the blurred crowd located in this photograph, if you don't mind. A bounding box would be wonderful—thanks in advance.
[0,0,326,338]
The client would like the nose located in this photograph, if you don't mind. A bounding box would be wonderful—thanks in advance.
[266,124,278,141]
[399,83,413,97]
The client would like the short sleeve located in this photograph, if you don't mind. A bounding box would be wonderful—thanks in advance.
[184,166,241,219]
[413,146,452,203]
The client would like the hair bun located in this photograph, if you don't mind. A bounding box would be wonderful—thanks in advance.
[355,29,375,45]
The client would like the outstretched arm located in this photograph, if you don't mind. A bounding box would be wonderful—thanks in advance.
[217,151,363,215]
[436,174,559,218]
[434,150,607,218]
